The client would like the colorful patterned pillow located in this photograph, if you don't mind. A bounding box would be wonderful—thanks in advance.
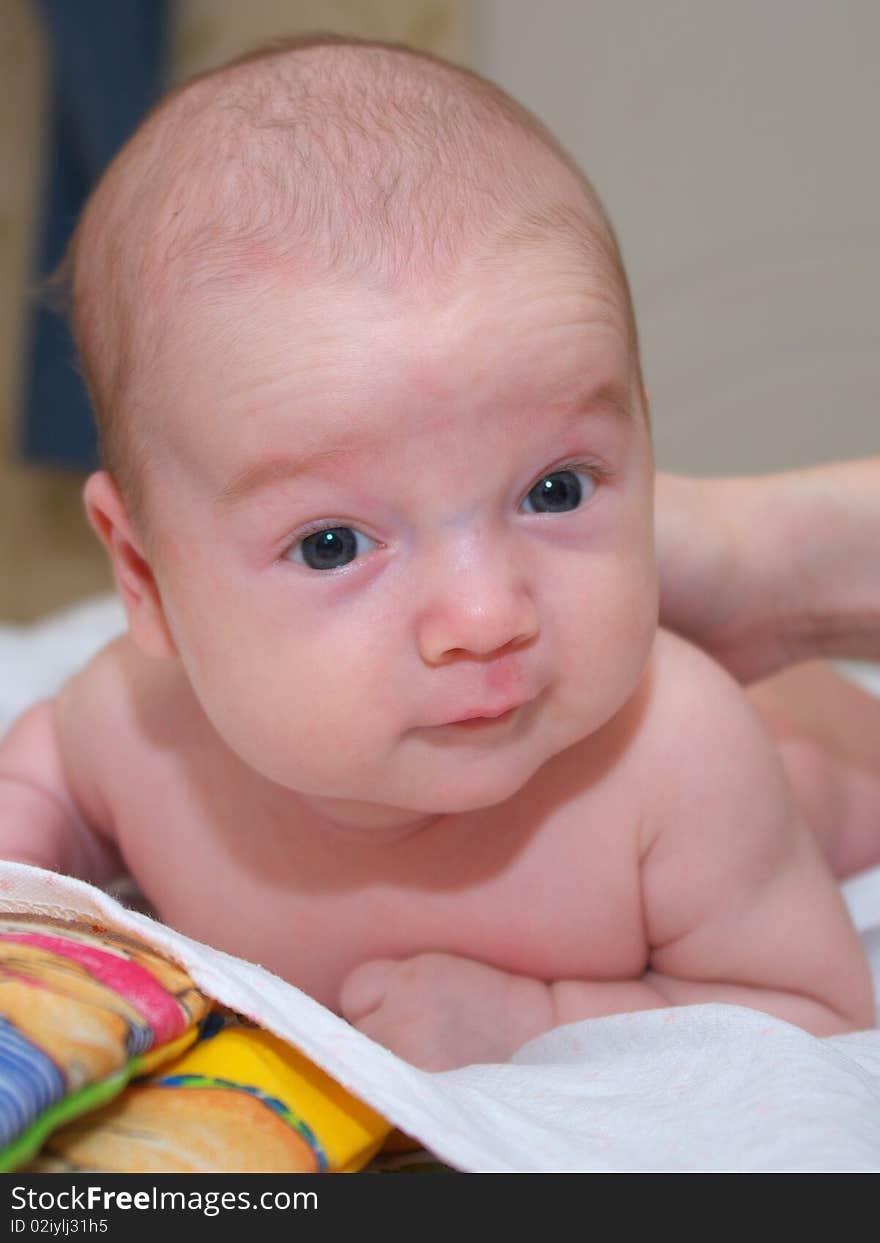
[0,915,391,1173]
[28,1022,393,1173]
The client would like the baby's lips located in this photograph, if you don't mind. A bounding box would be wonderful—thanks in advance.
[433,697,530,727]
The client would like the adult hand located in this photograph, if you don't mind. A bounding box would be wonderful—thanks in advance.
[655,461,880,683]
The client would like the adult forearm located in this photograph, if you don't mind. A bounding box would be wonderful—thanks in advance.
[656,459,880,681]
[760,458,880,665]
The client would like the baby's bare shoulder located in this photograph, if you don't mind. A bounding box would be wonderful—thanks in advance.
[636,628,792,841]
[54,634,190,828]
[543,630,753,822]
[57,633,193,726]
[638,628,799,864]
[649,625,750,707]
[57,633,149,732]
[644,627,771,754]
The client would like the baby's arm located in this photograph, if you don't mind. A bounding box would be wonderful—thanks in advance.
[554,650,872,1035]
[342,643,873,1068]
[632,654,873,1034]
[0,696,119,882]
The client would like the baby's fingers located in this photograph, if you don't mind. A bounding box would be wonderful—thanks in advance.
[338,958,400,1023]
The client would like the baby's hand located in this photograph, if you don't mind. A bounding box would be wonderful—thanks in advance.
[339,953,553,1071]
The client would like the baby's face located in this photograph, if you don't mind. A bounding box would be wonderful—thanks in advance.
[143,242,657,827]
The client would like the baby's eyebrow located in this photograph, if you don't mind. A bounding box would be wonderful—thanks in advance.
[215,444,362,506]
[215,382,632,506]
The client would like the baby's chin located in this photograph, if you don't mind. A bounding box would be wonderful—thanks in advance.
[403,778,528,818]
[362,714,601,816]
[289,754,541,824]
[387,746,561,817]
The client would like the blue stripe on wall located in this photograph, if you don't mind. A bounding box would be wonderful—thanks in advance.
[20,0,169,471]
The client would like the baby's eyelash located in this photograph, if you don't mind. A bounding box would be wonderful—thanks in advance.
[529,459,613,488]
[291,518,360,541]
[274,518,378,561]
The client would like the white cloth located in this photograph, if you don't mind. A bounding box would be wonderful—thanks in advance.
[1,860,879,1172]
[1,594,879,1171]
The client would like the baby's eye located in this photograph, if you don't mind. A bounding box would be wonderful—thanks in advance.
[289,526,377,571]
[521,468,596,515]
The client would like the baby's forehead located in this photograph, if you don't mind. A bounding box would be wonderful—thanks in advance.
[68,39,639,530]
[159,253,634,500]
[131,155,627,421]
[148,179,633,460]
[167,228,628,398]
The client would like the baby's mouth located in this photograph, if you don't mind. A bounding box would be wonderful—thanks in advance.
[431,698,532,729]
[446,705,522,727]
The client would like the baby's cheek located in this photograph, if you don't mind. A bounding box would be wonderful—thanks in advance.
[555,571,656,719]
[231,650,397,791]
[592,557,658,649]
[243,678,367,775]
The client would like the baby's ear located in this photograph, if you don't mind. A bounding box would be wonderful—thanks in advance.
[82,471,177,660]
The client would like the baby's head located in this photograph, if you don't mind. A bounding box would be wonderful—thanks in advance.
[73,36,657,832]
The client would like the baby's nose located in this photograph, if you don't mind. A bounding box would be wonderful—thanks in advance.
[416,546,540,665]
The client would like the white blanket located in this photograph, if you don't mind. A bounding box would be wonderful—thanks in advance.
[1,594,879,1172]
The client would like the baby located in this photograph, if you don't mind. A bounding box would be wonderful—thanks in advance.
[2,36,878,1070]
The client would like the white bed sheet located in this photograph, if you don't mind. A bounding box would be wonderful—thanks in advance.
[1,593,879,1172]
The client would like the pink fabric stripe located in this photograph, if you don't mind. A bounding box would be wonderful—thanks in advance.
[0,933,186,1045]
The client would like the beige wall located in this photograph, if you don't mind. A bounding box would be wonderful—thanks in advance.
[478,0,880,475]
[0,0,470,621]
